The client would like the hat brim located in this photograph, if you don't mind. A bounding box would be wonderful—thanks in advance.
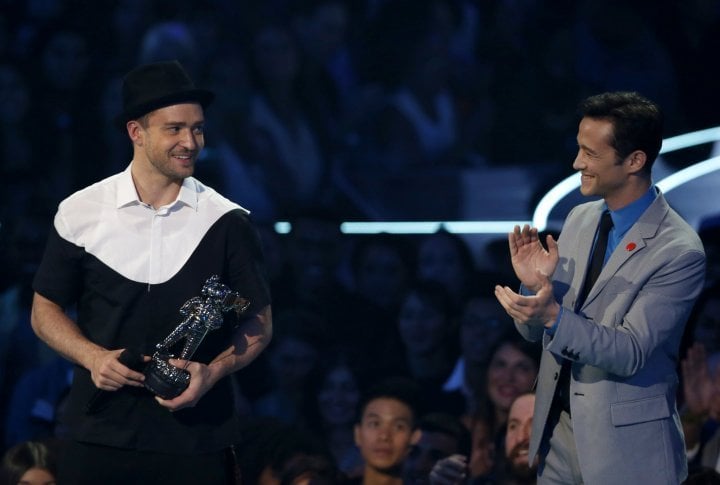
[114,89,215,131]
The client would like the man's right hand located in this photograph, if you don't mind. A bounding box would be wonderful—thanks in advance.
[509,224,559,292]
[89,349,147,391]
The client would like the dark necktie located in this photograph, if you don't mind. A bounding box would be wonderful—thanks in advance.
[555,210,613,415]
[577,210,614,307]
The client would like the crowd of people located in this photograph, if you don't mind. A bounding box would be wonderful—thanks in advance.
[2,0,720,484]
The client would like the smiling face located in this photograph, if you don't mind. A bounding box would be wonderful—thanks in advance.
[354,397,418,474]
[130,102,205,182]
[573,117,624,198]
[505,393,535,471]
[398,292,447,356]
[317,365,360,427]
[486,343,537,414]
[572,116,645,210]
[505,393,538,481]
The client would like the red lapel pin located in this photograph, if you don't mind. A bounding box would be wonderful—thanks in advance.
[626,242,637,251]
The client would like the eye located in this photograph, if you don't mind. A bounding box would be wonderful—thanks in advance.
[193,126,204,135]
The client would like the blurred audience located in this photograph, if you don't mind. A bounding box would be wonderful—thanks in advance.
[0,439,59,485]
[1,0,719,475]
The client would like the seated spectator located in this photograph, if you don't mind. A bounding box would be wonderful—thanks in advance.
[346,376,421,485]
[466,412,497,484]
[0,439,59,485]
[681,342,720,475]
[403,412,471,484]
[502,392,537,484]
[443,276,513,417]
[394,279,463,415]
[416,229,478,312]
[474,335,540,479]
[307,353,364,479]
[251,311,323,427]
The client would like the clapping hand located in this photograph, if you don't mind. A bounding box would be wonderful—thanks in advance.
[508,225,558,293]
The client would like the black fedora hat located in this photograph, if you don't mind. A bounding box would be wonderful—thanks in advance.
[115,60,214,129]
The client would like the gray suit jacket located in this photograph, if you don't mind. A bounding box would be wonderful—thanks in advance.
[518,192,706,485]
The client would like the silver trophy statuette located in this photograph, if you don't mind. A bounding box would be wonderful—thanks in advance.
[143,275,250,399]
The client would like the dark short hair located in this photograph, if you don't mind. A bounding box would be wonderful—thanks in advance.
[355,376,421,425]
[578,91,663,173]
[416,412,472,457]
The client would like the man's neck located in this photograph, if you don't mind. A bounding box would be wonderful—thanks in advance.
[604,177,652,211]
[130,162,183,208]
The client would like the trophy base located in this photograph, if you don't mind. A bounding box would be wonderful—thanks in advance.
[143,354,190,400]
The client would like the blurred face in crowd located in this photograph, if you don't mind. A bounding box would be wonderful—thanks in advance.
[417,233,467,299]
[356,243,408,309]
[487,342,537,413]
[269,337,319,390]
[403,428,460,484]
[460,296,507,364]
[354,397,418,474]
[398,291,447,356]
[505,393,537,479]
[692,296,720,354]
[317,364,360,427]
[468,418,495,478]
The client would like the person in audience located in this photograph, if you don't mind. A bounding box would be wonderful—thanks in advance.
[502,392,537,484]
[443,277,513,417]
[307,353,364,479]
[395,279,463,415]
[403,412,471,485]
[416,229,477,312]
[346,376,421,485]
[0,440,58,485]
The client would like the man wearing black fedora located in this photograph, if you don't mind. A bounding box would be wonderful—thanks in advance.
[30,60,273,484]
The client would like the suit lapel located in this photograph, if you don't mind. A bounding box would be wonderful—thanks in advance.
[580,194,669,307]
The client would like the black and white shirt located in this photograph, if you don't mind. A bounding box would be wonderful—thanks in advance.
[33,164,271,453]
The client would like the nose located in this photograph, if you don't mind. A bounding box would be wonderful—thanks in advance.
[180,128,199,150]
[572,151,584,171]
[520,422,531,442]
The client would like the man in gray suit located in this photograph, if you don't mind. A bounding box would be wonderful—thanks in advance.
[495,91,706,484]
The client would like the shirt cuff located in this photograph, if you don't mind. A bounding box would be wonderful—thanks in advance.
[545,307,563,337]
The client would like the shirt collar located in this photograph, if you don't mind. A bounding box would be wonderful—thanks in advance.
[606,185,657,238]
[116,163,199,211]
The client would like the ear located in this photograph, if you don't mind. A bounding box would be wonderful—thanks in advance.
[127,120,144,146]
[624,150,647,174]
[410,428,421,445]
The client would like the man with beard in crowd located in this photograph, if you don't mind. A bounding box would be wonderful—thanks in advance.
[503,393,537,484]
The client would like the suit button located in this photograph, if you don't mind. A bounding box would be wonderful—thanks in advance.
[553,372,559,380]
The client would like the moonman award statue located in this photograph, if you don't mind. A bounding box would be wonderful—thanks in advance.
[143,275,250,399]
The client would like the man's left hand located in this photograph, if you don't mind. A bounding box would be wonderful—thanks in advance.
[495,269,559,328]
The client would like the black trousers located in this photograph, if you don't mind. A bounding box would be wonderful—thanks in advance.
[57,440,234,485]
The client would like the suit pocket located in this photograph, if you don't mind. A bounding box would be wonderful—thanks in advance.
[610,395,670,426]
